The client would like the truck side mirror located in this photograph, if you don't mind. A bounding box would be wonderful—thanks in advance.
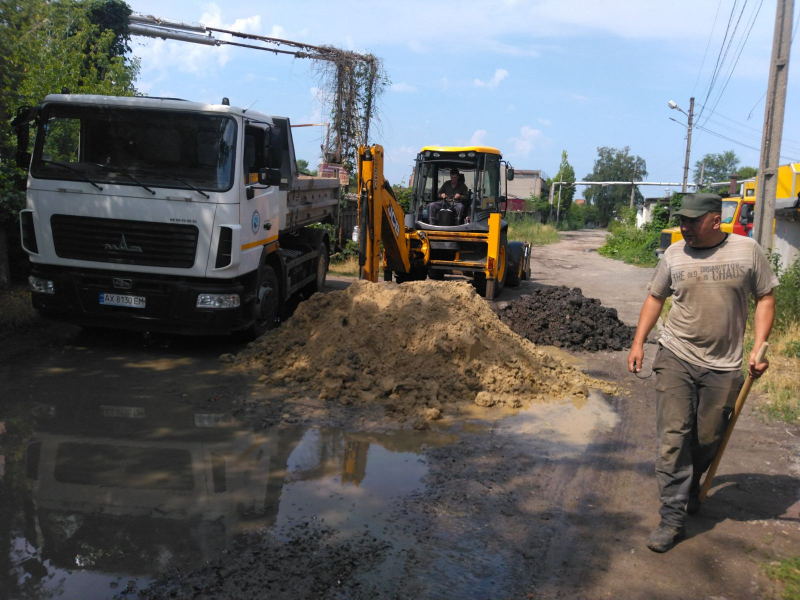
[506,168,514,181]
[258,168,282,186]
[12,106,35,170]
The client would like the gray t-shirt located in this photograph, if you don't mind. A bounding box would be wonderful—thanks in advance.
[647,234,779,370]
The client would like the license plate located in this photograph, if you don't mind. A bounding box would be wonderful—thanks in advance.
[99,292,146,308]
[101,405,145,419]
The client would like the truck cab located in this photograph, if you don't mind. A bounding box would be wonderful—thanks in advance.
[14,94,338,336]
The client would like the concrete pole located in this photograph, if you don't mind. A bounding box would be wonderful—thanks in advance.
[682,97,695,193]
[629,164,638,209]
[753,0,794,249]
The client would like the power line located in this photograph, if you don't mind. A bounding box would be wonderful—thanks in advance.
[746,6,800,120]
[696,0,743,124]
[692,0,724,96]
[702,0,764,125]
[702,115,800,152]
[696,124,800,161]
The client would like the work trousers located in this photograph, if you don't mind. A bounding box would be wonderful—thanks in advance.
[652,345,744,528]
[430,201,465,223]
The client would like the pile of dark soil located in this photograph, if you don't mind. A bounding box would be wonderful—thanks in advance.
[493,286,635,351]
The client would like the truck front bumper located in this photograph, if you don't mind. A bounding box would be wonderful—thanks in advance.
[29,265,254,335]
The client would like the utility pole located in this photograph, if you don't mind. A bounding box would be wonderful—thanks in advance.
[629,164,638,209]
[753,0,794,249]
[682,97,695,193]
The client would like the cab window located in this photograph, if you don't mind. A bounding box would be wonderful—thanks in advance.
[721,200,737,224]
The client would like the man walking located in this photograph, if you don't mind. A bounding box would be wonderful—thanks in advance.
[627,193,778,552]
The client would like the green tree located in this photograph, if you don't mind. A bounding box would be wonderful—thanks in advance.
[296,159,318,175]
[693,150,740,187]
[583,146,647,226]
[551,149,576,217]
[0,0,140,287]
[736,165,758,180]
[392,183,412,212]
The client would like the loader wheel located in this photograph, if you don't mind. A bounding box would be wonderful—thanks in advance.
[302,241,328,297]
[428,269,445,281]
[473,234,508,299]
[238,264,280,341]
[507,241,526,288]
[493,233,508,298]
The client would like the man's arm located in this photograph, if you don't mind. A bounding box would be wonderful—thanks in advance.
[749,291,775,378]
[627,294,667,373]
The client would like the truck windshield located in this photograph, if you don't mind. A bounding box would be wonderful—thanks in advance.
[30,104,236,193]
[721,200,738,224]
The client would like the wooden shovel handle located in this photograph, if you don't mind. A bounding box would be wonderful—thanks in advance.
[698,342,769,503]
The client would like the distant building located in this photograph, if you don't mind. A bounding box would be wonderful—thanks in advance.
[501,166,549,202]
[636,197,669,228]
[574,198,586,205]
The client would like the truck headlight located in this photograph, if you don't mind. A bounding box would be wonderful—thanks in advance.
[196,294,240,309]
[29,275,55,295]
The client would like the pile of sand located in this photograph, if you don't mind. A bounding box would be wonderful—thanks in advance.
[231,281,615,420]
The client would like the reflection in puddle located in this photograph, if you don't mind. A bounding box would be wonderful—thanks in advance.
[499,391,620,458]
[7,403,451,600]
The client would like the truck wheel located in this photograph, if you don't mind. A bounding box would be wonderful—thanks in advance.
[240,264,280,340]
[303,241,328,297]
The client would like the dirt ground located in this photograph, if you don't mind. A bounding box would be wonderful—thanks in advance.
[2,229,799,600]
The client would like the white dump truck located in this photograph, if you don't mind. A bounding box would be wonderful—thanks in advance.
[13,94,339,337]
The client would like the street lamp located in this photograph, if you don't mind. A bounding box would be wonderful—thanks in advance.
[668,97,694,193]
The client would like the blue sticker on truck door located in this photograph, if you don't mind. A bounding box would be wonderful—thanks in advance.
[251,211,260,234]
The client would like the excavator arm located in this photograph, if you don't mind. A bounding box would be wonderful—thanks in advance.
[357,145,413,282]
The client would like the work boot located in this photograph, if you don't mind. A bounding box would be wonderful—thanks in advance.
[686,494,701,515]
[646,522,685,553]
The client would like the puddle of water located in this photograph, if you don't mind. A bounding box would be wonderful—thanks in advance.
[4,398,452,600]
[497,391,620,458]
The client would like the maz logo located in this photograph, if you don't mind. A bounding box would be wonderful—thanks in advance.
[104,234,142,253]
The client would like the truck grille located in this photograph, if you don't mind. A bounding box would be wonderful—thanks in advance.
[51,215,198,268]
[660,232,673,250]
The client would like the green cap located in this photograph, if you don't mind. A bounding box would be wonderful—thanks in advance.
[675,193,723,218]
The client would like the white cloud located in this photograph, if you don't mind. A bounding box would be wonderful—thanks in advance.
[408,39,427,53]
[474,68,509,89]
[538,118,551,126]
[469,130,488,146]
[571,94,590,103]
[507,104,517,112]
[386,145,418,164]
[439,77,450,91]
[509,125,547,157]
[391,82,419,93]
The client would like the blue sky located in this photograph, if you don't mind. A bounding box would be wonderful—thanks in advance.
[127,0,800,198]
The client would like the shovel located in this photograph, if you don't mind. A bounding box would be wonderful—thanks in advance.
[699,342,769,503]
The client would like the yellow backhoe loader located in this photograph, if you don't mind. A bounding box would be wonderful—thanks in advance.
[356,144,530,299]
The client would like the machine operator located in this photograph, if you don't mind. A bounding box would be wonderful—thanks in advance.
[430,168,469,223]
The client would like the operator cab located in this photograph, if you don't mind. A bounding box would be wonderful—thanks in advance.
[410,146,514,232]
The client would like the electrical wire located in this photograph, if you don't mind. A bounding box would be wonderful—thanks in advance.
[696,125,800,162]
[701,0,764,126]
[692,0,724,97]
[702,115,800,153]
[696,0,743,125]
[746,5,800,120]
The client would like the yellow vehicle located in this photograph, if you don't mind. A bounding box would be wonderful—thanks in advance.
[657,163,799,257]
[357,144,530,298]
